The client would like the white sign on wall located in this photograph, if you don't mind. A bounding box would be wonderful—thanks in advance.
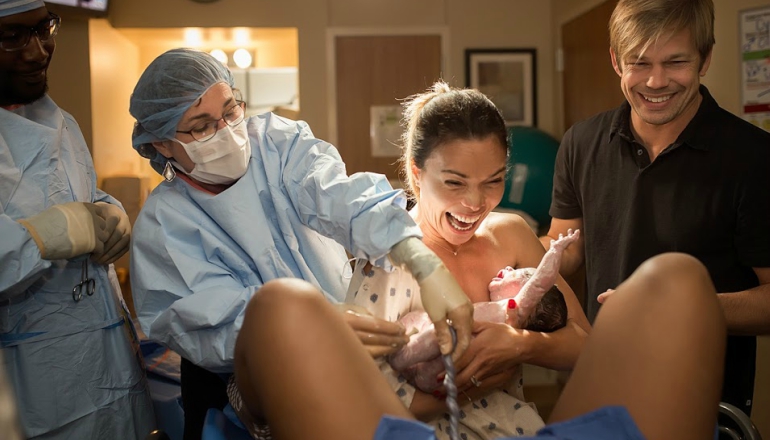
[740,5,770,133]
[370,105,403,158]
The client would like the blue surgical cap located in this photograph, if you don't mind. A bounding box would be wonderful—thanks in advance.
[0,0,44,17]
[130,48,235,174]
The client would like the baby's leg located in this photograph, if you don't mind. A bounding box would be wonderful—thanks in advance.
[234,278,413,440]
[549,252,725,440]
[389,321,441,371]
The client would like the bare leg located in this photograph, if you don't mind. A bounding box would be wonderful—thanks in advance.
[549,252,725,440]
[234,278,413,440]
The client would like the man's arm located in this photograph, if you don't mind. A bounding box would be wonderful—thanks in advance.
[540,217,585,278]
[718,267,770,335]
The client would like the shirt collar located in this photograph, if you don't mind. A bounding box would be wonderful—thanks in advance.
[609,85,719,151]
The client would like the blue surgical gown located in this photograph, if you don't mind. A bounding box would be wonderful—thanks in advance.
[131,112,421,372]
[0,97,155,439]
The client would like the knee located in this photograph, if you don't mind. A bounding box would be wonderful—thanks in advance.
[236,278,329,361]
[630,253,723,326]
[633,253,713,297]
[244,278,326,327]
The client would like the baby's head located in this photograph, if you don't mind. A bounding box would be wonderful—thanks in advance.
[488,266,535,301]
[522,285,568,333]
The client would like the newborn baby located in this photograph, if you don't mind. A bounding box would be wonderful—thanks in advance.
[389,229,579,392]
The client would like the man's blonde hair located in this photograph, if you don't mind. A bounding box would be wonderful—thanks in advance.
[609,0,715,69]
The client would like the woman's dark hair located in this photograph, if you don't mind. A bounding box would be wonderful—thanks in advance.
[400,81,508,200]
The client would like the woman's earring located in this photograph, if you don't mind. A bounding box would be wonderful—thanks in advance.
[162,161,176,182]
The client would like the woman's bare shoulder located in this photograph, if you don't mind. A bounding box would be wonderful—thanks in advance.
[479,212,544,265]
[482,211,534,238]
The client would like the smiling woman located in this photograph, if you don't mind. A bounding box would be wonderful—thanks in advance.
[340,81,591,440]
[127,49,476,440]
[410,136,507,250]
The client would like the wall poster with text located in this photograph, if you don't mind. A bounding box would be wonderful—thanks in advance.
[740,5,770,133]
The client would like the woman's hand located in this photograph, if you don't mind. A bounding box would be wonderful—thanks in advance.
[452,320,526,390]
[336,304,410,358]
[458,368,518,403]
[422,366,517,417]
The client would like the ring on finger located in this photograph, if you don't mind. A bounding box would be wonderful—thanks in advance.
[470,375,482,388]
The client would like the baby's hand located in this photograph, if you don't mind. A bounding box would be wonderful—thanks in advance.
[550,228,580,252]
[597,288,616,304]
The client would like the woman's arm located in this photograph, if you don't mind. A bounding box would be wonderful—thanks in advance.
[454,215,590,383]
[131,197,257,373]
[408,391,448,421]
[0,215,51,299]
[408,366,519,421]
[509,320,589,370]
[266,114,422,262]
[453,319,588,389]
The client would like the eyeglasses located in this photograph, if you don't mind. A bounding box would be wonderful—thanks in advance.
[176,101,246,142]
[0,13,61,52]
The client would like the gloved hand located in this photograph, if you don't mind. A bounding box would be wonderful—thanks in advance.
[91,202,131,265]
[17,202,108,260]
[389,237,473,362]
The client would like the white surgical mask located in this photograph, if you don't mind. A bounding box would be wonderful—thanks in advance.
[174,121,251,185]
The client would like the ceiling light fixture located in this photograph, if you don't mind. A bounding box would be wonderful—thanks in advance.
[233,48,253,69]
[210,49,228,65]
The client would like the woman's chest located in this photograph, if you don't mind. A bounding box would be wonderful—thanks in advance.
[443,246,513,303]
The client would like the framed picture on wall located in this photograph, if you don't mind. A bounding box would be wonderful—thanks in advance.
[465,48,537,127]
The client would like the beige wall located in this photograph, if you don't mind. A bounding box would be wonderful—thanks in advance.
[108,0,330,138]
[88,19,152,182]
[253,29,299,67]
[328,0,445,27]
[447,0,554,134]
[54,19,300,186]
[107,0,558,138]
[47,17,93,149]
[706,0,769,114]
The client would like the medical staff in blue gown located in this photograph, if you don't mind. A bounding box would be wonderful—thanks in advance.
[129,48,474,439]
[0,1,155,439]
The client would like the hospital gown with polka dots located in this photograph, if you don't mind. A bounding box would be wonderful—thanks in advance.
[345,261,546,440]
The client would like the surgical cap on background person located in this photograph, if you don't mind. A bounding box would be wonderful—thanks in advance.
[0,0,44,16]
[130,48,235,174]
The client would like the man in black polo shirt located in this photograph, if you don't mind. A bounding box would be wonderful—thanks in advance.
[542,0,770,416]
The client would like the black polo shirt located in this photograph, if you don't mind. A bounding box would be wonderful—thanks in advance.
[550,85,770,414]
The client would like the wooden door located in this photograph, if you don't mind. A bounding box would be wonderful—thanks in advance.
[562,0,625,129]
[334,35,442,181]
[561,0,623,309]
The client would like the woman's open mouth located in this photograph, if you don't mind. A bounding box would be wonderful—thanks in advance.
[446,212,480,232]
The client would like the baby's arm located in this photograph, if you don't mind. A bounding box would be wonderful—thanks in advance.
[513,229,580,323]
